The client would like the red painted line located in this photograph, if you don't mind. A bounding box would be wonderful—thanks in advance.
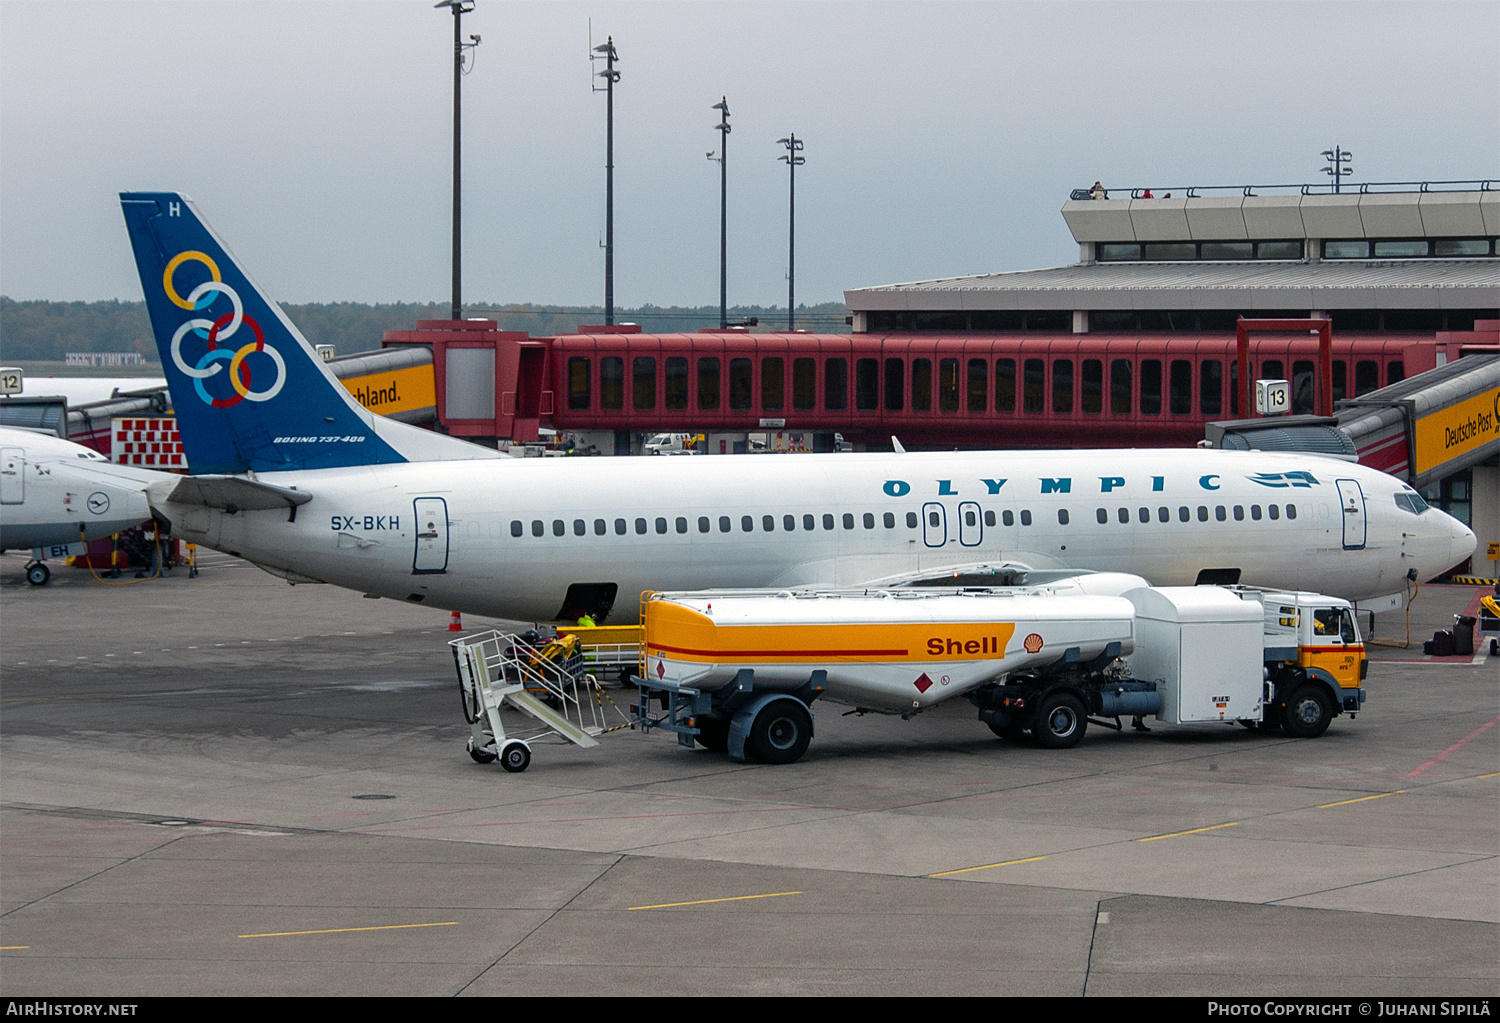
[312,813,372,819]
[1406,715,1500,778]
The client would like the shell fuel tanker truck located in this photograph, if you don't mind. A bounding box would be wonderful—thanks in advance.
[631,573,1368,764]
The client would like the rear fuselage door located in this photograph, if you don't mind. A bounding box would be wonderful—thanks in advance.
[0,448,22,504]
[922,502,947,548]
[1335,479,1366,550]
[412,497,450,573]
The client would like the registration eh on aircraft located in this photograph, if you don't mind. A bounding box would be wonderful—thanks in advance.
[119,192,1475,623]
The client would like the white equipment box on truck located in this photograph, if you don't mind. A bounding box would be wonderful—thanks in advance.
[1124,586,1264,725]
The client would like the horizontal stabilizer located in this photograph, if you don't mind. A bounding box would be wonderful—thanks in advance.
[160,474,312,513]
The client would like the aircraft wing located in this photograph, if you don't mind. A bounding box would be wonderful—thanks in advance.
[158,475,313,515]
[852,561,1089,589]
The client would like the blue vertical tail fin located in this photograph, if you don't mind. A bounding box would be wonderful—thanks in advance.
[120,192,490,475]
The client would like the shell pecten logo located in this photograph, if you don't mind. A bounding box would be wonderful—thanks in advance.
[164,250,286,408]
[1023,633,1044,654]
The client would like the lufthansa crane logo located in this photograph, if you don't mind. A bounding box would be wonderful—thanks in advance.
[164,251,286,408]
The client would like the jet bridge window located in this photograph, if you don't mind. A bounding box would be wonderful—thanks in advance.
[793,358,816,411]
[633,357,656,411]
[762,357,785,412]
[825,358,848,411]
[1081,359,1103,414]
[567,357,591,410]
[1110,359,1132,415]
[856,358,879,411]
[1140,360,1162,415]
[511,520,523,537]
[967,359,987,413]
[1023,359,1045,414]
[1052,359,1073,414]
[730,358,753,411]
[995,359,1016,413]
[665,357,689,411]
[939,358,960,413]
[601,357,624,411]
[1200,360,1222,416]
[697,357,721,412]
[1169,360,1192,415]
[910,358,930,412]
[885,358,905,412]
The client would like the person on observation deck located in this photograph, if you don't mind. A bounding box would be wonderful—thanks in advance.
[1089,180,1108,200]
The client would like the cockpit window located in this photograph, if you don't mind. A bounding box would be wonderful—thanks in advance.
[1394,490,1430,515]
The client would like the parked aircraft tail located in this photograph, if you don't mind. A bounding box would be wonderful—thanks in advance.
[120,192,495,474]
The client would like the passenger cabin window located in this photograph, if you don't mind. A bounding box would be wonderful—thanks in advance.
[567,356,591,410]
[697,357,720,411]
[600,356,624,410]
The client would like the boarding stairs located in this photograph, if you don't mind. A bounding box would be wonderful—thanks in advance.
[451,630,631,772]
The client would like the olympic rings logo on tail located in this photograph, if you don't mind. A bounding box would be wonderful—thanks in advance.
[163,250,286,407]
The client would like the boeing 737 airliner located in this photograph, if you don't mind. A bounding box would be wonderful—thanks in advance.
[118,192,1476,622]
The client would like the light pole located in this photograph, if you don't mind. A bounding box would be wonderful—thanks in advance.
[1321,146,1354,194]
[592,36,619,324]
[436,0,479,321]
[708,97,730,329]
[777,133,805,331]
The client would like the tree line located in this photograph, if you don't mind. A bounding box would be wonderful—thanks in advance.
[0,297,851,363]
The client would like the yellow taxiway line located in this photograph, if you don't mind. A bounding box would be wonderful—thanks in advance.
[1137,821,1240,842]
[628,891,802,910]
[239,922,457,938]
[1317,790,1404,809]
[928,855,1048,877]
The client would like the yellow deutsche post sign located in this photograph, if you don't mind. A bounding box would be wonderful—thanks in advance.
[1412,387,1499,476]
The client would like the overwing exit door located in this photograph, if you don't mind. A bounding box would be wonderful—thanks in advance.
[921,502,947,547]
[413,497,450,573]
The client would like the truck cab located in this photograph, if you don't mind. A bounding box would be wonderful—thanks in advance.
[1238,588,1368,736]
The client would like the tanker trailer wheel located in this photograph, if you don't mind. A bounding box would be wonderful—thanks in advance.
[1032,692,1087,749]
[746,700,812,765]
[987,718,1028,742]
[1280,684,1332,739]
[499,740,532,773]
[25,563,49,586]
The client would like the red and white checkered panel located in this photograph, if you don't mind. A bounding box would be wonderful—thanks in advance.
[111,417,186,468]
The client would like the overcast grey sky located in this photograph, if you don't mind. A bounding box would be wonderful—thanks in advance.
[2,1,1496,309]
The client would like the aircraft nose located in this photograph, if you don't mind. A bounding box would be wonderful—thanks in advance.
[1451,517,1477,567]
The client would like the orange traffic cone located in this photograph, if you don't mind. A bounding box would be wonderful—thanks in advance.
[448,610,463,632]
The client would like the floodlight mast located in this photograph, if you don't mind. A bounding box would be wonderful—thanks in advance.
[778,134,806,331]
[1321,145,1354,194]
[436,0,479,321]
[592,36,620,324]
[710,98,731,329]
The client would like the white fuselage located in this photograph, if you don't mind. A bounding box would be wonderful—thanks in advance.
[0,428,166,551]
[159,447,1474,622]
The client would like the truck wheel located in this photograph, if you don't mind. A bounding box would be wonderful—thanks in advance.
[695,717,730,753]
[25,563,50,586]
[1033,692,1087,749]
[1280,684,1333,738]
[746,701,812,765]
[987,719,1027,741]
